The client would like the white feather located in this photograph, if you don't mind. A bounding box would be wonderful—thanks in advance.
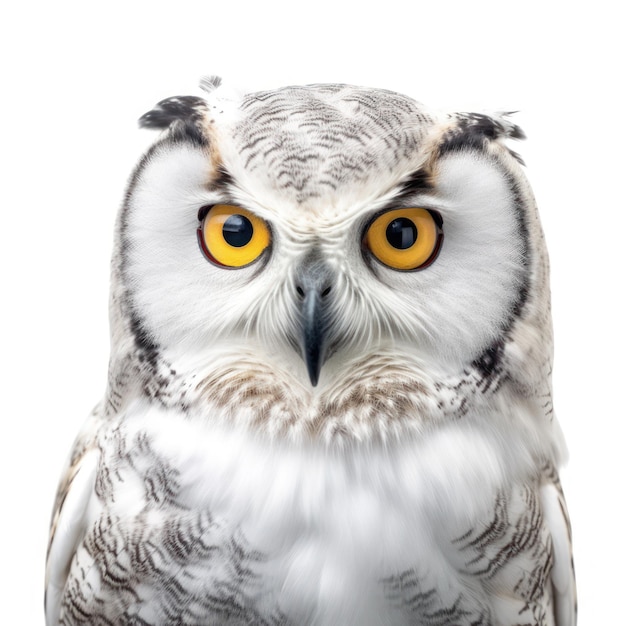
[45,449,99,625]
[540,482,577,626]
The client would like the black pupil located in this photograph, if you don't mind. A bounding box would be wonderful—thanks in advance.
[223,215,253,247]
[386,218,417,249]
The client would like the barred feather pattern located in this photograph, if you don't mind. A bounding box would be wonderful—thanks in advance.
[55,414,562,625]
[231,84,435,203]
[58,426,289,626]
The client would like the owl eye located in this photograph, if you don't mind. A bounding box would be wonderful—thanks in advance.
[198,204,270,268]
[364,208,443,271]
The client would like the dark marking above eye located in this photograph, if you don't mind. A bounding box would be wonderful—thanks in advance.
[386,218,417,249]
[223,215,253,247]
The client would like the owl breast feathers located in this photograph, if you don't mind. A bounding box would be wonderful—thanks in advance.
[45,79,576,625]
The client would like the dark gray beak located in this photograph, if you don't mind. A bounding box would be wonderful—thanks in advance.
[296,259,333,387]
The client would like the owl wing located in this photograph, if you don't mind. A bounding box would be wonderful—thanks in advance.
[540,479,577,626]
[45,448,99,625]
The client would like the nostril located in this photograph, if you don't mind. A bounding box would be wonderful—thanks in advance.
[295,283,332,300]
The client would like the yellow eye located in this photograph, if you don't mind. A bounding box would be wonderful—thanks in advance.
[197,204,270,268]
[365,208,443,271]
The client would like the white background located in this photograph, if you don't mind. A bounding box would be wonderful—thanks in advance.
[1,1,623,622]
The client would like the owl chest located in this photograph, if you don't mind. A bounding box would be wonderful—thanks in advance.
[101,406,521,623]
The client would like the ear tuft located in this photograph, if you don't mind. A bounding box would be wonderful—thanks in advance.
[438,111,526,164]
[452,111,526,142]
[138,96,208,130]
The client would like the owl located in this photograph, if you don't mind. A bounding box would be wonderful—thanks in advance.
[45,77,576,625]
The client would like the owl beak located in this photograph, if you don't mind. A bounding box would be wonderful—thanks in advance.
[296,260,333,387]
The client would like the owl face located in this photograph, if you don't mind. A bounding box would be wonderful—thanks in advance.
[119,83,545,432]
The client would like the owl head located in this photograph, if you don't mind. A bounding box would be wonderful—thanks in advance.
[108,77,554,443]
